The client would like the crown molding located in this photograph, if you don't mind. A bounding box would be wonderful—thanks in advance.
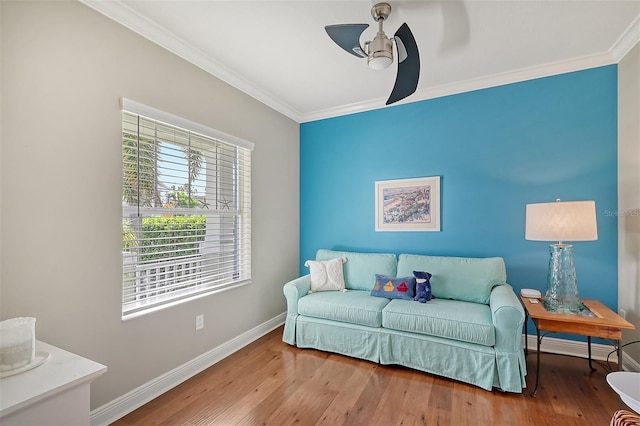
[610,13,640,62]
[80,0,639,125]
[79,0,304,123]
[299,50,617,122]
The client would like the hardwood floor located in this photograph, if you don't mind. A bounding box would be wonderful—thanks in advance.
[112,326,622,425]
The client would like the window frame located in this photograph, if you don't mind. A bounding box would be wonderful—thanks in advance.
[121,98,254,320]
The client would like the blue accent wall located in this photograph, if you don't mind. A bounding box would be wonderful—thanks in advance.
[300,66,618,314]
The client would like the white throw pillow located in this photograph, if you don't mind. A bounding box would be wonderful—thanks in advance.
[304,257,347,293]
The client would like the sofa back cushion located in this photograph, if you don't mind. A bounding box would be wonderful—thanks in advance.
[396,254,506,304]
[316,249,397,291]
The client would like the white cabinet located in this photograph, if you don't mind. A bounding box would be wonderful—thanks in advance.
[0,340,107,426]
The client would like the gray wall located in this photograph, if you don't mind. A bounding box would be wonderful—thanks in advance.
[0,0,299,408]
[618,42,640,365]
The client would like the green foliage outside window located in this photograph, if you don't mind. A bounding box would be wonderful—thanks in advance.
[123,216,206,262]
[140,216,206,262]
[122,220,137,251]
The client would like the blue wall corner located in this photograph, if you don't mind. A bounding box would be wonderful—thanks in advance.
[300,65,618,313]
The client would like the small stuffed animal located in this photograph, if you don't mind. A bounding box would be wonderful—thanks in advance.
[413,271,432,303]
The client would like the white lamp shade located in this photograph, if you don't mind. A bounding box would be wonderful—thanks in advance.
[525,200,598,242]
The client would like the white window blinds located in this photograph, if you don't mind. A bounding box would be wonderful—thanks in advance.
[121,99,253,318]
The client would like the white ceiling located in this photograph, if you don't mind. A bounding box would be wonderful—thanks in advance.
[81,0,640,123]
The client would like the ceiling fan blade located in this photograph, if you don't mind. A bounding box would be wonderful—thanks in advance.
[325,24,369,58]
[386,23,420,105]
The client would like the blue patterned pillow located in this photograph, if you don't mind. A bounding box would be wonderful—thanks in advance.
[370,274,416,300]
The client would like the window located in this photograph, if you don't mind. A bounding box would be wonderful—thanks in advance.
[121,99,253,318]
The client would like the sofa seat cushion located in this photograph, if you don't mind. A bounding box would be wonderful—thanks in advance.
[298,290,390,327]
[382,299,495,347]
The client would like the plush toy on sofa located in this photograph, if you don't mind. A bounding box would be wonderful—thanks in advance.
[413,271,433,303]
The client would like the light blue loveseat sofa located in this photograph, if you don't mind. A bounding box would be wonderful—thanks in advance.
[283,249,527,393]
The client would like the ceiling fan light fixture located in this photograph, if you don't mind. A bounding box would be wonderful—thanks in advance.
[368,52,393,70]
[366,34,393,70]
[325,1,420,104]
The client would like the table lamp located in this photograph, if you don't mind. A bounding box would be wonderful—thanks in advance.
[525,199,598,313]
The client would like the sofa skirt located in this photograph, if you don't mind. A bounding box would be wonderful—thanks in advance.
[294,315,524,393]
[378,328,496,391]
[296,316,380,363]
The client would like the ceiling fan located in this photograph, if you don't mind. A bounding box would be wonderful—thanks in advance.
[325,2,420,105]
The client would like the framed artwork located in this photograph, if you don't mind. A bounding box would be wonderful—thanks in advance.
[375,176,441,232]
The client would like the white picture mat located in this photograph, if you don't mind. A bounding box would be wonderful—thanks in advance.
[375,176,441,232]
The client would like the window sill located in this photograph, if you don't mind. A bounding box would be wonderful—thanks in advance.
[121,280,252,321]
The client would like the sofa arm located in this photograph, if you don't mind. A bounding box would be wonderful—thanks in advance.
[282,274,311,345]
[490,284,525,353]
[490,284,527,392]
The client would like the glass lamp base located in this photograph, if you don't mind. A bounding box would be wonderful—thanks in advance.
[542,297,583,314]
[543,244,582,314]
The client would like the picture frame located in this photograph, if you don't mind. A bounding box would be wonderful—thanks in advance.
[375,176,441,232]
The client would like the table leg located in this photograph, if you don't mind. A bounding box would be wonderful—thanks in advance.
[524,313,529,357]
[531,327,541,397]
[587,336,596,371]
[616,339,625,409]
[617,339,623,371]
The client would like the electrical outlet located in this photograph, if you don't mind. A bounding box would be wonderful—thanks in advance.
[618,309,626,319]
[196,314,204,331]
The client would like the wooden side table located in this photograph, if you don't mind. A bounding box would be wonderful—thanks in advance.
[520,296,635,397]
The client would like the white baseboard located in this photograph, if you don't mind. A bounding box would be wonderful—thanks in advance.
[522,334,640,372]
[623,352,640,372]
[90,312,286,426]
